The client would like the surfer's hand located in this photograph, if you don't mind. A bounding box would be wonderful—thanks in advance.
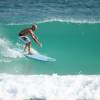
[40,43,42,47]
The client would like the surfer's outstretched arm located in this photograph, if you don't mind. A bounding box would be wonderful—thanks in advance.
[33,36,42,47]
[30,31,42,47]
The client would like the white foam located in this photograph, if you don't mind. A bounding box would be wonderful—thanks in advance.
[0,38,23,62]
[0,74,100,100]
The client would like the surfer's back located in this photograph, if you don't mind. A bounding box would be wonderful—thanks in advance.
[19,28,31,36]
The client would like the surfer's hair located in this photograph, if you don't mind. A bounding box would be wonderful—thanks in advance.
[32,24,37,30]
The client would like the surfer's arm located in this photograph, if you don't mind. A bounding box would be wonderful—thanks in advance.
[30,31,42,47]
[33,36,42,47]
[32,33,38,39]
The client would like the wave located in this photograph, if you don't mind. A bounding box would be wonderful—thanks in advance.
[0,74,100,100]
[7,18,100,26]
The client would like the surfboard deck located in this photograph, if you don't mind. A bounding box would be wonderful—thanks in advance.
[16,48,56,62]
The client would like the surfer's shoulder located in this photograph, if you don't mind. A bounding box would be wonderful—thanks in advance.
[27,28,34,34]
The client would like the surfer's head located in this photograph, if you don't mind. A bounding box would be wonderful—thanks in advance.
[31,24,37,31]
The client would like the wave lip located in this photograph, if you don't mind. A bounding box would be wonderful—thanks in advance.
[7,18,100,26]
[0,74,100,100]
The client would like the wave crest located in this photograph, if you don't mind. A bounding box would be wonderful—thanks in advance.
[7,18,100,25]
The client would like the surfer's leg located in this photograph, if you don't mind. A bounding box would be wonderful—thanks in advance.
[27,42,32,54]
[19,36,32,54]
[24,43,28,52]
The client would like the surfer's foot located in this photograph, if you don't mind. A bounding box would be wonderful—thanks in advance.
[24,49,27,52]
[28,52,33,55]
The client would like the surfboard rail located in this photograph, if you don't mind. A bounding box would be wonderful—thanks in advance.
[15,48,56,62]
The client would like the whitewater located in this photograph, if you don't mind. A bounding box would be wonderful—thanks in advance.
[0,74,100,100]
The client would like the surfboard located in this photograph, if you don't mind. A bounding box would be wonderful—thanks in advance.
[15,48,56,62]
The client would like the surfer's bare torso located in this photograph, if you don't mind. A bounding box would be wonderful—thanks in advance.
[19,28,32,36]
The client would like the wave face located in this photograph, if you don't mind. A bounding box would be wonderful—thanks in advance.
[0,22,100,74]
[0,0,100,24]
[0,74,100,100]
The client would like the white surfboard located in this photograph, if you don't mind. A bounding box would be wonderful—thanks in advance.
[16,48,56,62]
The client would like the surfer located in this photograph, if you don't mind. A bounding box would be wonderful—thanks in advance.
[18,24,42,54]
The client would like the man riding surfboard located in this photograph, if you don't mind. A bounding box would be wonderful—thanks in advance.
[18,24,42,55]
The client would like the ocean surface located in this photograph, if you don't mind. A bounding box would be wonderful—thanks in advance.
[0,0,100,100]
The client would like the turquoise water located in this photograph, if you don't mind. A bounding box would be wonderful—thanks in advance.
[0,21,100,75]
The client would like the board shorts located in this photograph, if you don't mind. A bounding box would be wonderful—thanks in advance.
[19,36,31,44]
